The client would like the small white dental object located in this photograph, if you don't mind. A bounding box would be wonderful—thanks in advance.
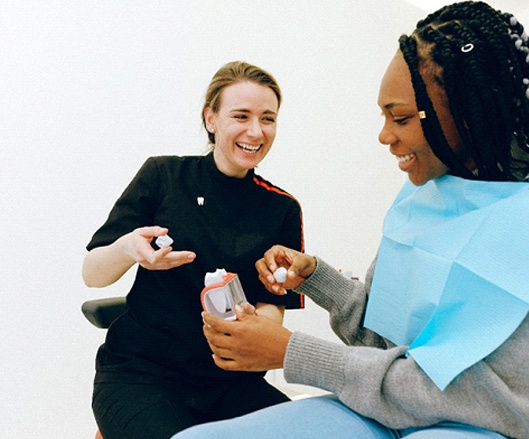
[155,234,174,248]
[273,267,288,283]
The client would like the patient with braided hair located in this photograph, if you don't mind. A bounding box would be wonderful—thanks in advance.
[173,2,529,438]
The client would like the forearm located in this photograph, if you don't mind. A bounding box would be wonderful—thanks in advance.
[283,333,455,426]
[82,235,136,288]
[295,257,386,347]
[284,324,529,436]
[294,257,363,313]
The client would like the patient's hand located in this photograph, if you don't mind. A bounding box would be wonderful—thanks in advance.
[255,245,317,295]
[202,308,291,372]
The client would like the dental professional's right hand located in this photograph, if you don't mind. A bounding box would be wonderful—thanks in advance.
[126,226,196,270]
[83,226,196,288]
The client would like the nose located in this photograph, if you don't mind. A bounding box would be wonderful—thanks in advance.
[378,122,397,146]
[247,117,264,138]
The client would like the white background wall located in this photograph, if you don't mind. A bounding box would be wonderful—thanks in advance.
[2,1,528,437]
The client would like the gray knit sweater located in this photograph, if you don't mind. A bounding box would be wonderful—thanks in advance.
[285,257,529,438]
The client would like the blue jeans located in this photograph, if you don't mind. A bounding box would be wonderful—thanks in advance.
[171,395,507,439]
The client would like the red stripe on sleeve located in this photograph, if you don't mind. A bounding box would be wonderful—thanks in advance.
[253,176,306,309]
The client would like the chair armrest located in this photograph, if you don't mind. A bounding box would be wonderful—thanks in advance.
[81,296,127,329]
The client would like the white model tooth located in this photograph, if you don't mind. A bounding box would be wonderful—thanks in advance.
[273,267,288,283]
[155,234,173,248]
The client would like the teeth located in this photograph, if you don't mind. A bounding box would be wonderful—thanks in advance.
[396,154,414,163]
[237,143,261,153]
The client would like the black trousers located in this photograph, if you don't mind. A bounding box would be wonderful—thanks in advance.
[92,374,290,439]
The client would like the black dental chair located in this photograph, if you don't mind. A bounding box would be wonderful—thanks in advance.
[82,296,127,439]
[82,296,127,329]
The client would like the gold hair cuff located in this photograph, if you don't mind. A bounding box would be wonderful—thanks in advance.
[418,110,427,119]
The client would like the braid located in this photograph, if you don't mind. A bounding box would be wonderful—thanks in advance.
[403,1,529,181]
[399,35,475,179]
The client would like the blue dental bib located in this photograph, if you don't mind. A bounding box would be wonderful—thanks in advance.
[364,175,529,389]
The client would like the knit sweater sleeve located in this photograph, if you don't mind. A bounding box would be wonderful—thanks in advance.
[283,257,529,437]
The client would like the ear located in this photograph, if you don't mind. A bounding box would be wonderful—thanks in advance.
[204,107,216,133]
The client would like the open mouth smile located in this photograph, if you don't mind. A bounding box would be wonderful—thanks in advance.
[236,142,262,154]
[396,153,415,163]
[396,153,417,172]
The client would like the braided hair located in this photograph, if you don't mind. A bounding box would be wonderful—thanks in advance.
[399,1,529,181]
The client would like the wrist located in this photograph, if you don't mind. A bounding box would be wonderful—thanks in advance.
[300,256,317,279]
[116,232,141,265]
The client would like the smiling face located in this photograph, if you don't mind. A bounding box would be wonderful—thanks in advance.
[377,50,466,186]
[204,81,279,178]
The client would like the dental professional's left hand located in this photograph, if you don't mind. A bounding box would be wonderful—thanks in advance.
[202,306,292,372]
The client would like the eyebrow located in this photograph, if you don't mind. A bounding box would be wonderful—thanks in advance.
[229,108,278,116]
[383,102,406,110]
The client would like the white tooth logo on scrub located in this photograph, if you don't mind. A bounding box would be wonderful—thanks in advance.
[197,197,204,205]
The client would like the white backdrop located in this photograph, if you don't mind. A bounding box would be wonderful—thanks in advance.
[2,1,527,437]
